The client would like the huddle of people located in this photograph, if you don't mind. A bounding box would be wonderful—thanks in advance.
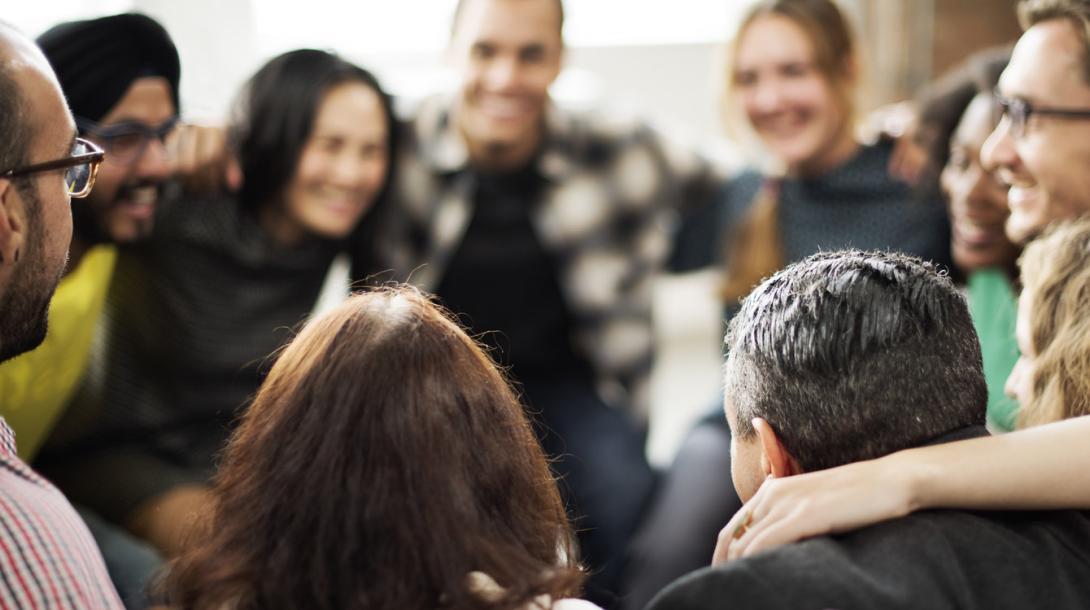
[3,0,1090,609]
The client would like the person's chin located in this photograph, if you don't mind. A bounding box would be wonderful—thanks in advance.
[1005,215,1042,247]
[0,302,50,363]
[770,139,824,171]
[953,249,1008,274]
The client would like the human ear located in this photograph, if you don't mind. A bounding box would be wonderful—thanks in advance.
[754,417,803,479]
[0,178,25,266]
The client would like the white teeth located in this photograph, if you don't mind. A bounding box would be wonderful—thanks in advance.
[1008,186,1036,209]
[479,96,530,118]
[957,224,991,241]
[316,188,357,201]
[130,186,157,206]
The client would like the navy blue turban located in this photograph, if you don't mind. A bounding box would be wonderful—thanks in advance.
[37,13,181,122]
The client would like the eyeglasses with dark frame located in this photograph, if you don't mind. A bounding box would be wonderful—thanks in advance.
[994,92,1090,139]
[0,137,105,199]
[77,116,179,166]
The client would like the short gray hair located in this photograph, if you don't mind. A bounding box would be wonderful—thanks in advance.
[725,250,986,472]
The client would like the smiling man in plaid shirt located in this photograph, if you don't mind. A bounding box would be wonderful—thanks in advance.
[0,21,123,610]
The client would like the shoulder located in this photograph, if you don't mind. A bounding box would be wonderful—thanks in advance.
[0,474,123,609]
[649,513,981,610]
[832,139,908,193]
[653,509,1090,610]
[550,105,707,176]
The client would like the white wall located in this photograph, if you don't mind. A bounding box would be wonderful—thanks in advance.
[7,1,747,144]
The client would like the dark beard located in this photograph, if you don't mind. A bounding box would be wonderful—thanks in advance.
[71,193,110,246]
[0,283,51,363]
[74,179,161,245]
[0,185,60,363]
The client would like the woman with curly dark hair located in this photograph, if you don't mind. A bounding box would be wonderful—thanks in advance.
[164,287,596,610]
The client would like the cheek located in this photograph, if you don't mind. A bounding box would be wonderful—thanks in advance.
[293,151,329,187]
[523,66,557,95]
[806,83,843,138]
[365,156,389,188]
[88,162,128,202]
[38,192,73,267]
[983,181,1010,216]
[790,78,832,113]
[942,171,965,210]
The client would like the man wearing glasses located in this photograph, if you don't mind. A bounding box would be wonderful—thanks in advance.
[0,20,123,610]
[0,13,179,459]
[0,13,180,610]
[982,0,1090,243]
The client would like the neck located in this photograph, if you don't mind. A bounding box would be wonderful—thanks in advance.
[789,129,860,178]
[457,108,545,172]
[466,135,542,173]
[259,204,307,249]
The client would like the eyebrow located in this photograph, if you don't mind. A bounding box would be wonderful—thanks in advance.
[103,115,175,125]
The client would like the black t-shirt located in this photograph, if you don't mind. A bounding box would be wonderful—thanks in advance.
[435,165,589,384]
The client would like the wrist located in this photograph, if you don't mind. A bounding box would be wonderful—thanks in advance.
[881,448,932,516]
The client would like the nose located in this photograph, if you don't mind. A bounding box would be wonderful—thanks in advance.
[330,150,370,190]
[749,78,784,116]
[980,117,1016,175]
[135,137,172,181]
[963,166,996,213]
[482,55,520,91]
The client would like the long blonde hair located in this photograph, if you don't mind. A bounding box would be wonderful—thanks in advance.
[1017,217,1090,428]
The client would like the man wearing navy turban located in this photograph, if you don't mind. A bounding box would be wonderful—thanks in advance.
[0,13,181,610]
[37,12,180,249]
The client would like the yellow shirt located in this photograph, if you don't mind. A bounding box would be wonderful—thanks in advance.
[0,245,117,461]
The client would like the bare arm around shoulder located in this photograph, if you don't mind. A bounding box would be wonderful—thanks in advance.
[716,415,1090,562]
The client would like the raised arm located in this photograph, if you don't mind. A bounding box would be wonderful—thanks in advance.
[715,415,1090,562]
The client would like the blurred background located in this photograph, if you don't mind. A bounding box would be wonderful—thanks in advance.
[5,0,1022,463]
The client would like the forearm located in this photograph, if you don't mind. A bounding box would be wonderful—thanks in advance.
[894,415,1090,511]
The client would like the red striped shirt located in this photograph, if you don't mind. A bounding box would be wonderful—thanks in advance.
[0,419,122,609]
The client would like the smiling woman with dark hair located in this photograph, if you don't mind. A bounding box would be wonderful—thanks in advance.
[36,48,399,563]
[164,287,595,610]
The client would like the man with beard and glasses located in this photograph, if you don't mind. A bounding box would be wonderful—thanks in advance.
[0,12,179,460]
[0,13,180,609]
[0,19,124,610]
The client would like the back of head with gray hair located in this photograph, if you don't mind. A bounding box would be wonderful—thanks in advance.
[725,250,986,472]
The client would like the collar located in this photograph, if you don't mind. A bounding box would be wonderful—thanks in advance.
[0,418,17,458]
[415,94,579,181]
[920,424,989,448]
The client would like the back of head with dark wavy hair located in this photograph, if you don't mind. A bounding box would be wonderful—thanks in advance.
[164,286,583,610]
[725,250,987,472]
